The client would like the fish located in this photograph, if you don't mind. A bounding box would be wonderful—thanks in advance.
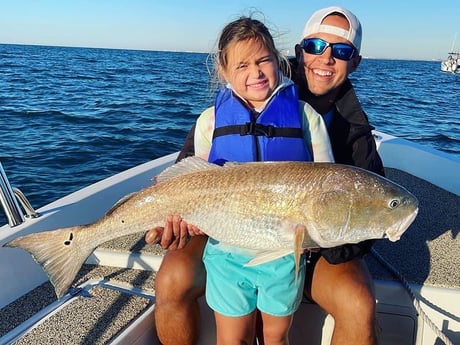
[4,156,419,298]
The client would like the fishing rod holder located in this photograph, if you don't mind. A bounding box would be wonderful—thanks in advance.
[0,162,39,227]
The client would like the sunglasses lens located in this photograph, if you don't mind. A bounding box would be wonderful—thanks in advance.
[302,38,327,55]
[332,44,355,60]
[301,38,356,61]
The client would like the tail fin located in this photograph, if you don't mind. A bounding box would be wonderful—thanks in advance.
[4,226,95,298]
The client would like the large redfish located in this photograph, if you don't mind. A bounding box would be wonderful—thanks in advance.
[4,157,418,298]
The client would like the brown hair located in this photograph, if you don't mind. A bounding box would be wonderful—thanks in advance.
[208,16,290,90]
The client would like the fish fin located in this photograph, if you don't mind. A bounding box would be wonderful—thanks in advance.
[154,156,219,183]
[106,192,138,216]
[294,224,306,282]
[244,249,293,266]
[222,161,241,168]
[4,226,95,299]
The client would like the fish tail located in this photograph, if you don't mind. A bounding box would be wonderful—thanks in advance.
[294,224,306,282]
[4,226,94,298]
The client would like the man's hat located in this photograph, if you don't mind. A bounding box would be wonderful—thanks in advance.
[302,6,362,53]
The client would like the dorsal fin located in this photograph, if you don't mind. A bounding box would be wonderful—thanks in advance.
[154,156,220,184]
[222,161,241,168]
[106,192,137,216]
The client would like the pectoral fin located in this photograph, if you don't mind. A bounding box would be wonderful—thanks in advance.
[244,249,293,266]
[294,224,306,281]
[244,224,306,283]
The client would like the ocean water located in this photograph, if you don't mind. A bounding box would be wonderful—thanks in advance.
[0,44,459,222]
[353,59,459,154]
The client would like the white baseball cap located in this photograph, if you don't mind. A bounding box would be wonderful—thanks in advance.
[302,6,362,53]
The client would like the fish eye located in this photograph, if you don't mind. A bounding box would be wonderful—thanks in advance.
[388,199,400,209]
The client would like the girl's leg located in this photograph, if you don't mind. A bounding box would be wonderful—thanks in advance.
[215,310,257,345]
[260,312,293,345]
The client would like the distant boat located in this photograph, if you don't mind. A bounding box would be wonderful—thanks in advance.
[440,52,460,73]
[441,34,460,73]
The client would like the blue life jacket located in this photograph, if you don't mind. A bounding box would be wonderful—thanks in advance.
[208,84,312,163]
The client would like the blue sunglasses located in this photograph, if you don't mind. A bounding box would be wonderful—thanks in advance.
[300,38,357,61]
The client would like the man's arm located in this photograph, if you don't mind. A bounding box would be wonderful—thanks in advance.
[145,124,198,249]
[176,124,196,162]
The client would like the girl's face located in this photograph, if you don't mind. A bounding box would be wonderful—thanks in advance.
[221,39,279,109]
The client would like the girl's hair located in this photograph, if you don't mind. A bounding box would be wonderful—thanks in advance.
[208,16,290,92]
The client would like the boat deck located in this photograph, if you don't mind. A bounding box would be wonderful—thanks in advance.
[368,168,459,289]
[0,265,158,345]
[1,168,459,344]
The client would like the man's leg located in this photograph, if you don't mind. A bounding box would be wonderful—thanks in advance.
[307,257,379,345]
[154,235,208,345]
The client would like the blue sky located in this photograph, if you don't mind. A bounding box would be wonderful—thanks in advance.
[0,0,458,61]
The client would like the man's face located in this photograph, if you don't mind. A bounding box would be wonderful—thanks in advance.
[300,14,361,97]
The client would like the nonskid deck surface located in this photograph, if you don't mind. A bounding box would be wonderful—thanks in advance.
[0,264,158,345]
[367,168,459,289]
[0,168,458,344]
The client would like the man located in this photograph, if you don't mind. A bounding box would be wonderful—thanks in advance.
[146,6,382,345]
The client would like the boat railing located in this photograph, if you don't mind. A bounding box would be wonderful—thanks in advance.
[0,162,39,227]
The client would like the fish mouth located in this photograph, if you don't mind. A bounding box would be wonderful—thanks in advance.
[385,208,419,242]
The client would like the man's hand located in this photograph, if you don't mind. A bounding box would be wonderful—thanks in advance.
[145,215,204,250]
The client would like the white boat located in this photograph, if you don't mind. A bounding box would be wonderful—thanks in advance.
[440,52,460,74]
[0,131,459,345]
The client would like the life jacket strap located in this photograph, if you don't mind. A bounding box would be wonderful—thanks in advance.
[213,122,303,139]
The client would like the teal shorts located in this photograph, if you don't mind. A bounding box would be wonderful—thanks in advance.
[203,239,305,317]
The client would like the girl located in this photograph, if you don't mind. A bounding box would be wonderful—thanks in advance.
[195,16,334,345]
